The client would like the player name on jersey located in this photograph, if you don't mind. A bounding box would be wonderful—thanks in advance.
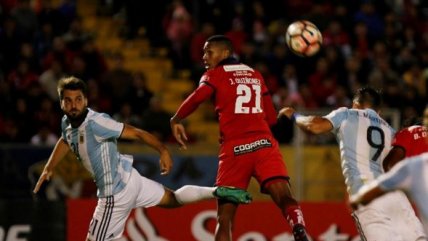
[234,77,261,85]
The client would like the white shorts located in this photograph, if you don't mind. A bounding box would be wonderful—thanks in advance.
[353,190,427,241]
[86,168,165,241]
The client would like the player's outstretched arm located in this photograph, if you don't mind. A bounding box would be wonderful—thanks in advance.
[33,137,71,193]
[170,116,188,150]
[382,146,406,172]
[120,124,173,175]
[169,83,214,150]
[278,107,333,134]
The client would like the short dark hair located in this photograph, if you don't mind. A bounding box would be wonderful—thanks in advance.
[206,35,233,53]
[353,87,382,110]
[57,76,88,100]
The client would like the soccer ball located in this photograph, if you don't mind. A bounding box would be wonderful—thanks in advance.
[285,20,322,57]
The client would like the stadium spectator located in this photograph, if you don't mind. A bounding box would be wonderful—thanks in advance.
[0,17,21,74]
[42,36,75,72]
[37,0,68,35]
[39,59,65,101]
[100,52,133,113]
[79,37,108,80]
[62,17,91,52]
[164,0,194,70]
[10,0,39,41]
[189,22,215,79]
[30,124,58,146]
[126,71,153,114]
[113,102,142,128]
[7,59,39,92]
[141,96,172,142]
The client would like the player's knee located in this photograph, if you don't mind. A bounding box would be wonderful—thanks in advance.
[269,188,298,208]
[157,189,182,208]
[266,181,297,206]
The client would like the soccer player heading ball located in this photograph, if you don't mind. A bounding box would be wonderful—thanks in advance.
[171,35,309,241]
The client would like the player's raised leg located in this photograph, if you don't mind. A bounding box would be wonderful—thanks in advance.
[157,185,252,207]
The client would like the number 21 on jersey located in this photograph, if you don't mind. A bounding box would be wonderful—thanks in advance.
[235,84,262,114]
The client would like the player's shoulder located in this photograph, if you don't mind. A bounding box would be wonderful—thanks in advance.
[87,108,99,119]
[200,68,215,81]
[395,125,423,136]
[397,126,413,134]
[200,66,220,80]
[406,125,426,133]
[328,106,350,116]
[324,107,350,126]
[87,109,113,123]
[336,107,350,112]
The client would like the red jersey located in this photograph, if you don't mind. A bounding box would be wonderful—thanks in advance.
[175,59,277,142]
[392,125,428,157]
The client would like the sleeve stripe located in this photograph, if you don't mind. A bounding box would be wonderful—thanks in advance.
[201,81,216,91]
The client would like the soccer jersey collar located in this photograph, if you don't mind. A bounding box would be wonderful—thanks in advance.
[217,57,239,67]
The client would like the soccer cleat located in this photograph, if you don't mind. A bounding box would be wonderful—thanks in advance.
[213,186,252,204]
[292,224,309,241]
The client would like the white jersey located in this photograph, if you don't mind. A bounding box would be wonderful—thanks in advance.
[376,152,428,234]
[61,108,132,197]
[325,107,395,195]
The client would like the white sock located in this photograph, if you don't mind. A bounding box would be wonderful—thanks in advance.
[175,185,216,204]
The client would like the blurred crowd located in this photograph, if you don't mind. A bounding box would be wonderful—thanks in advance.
[0,0,427,145]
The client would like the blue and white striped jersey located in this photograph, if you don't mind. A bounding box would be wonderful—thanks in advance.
[377,152,428,234]
[61,108,133,197]
[325,107,395,195]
